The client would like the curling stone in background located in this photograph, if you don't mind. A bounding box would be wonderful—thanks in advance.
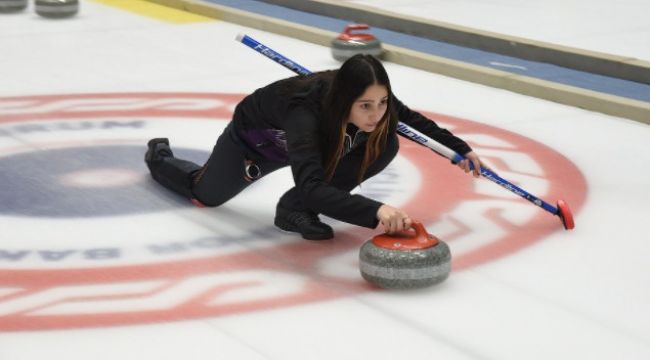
[35,0,78,18]
[0,0,27,13]
[331,23,383,62]
[359,221,451,289]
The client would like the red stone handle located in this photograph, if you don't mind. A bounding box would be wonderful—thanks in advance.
[371,220,439,250]
[338,24,376,41]
[344,23,370,34]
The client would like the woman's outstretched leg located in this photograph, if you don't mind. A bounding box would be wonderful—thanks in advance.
[145,125,284,207]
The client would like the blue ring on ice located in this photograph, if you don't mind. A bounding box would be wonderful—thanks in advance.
[0,145,208,218]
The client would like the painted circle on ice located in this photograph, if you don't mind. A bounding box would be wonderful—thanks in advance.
[0,93,586,331]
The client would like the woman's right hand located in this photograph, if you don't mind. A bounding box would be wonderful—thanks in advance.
[376,204,412,234]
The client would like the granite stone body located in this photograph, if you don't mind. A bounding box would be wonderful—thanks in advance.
[0,0,27,12]
[359,240,451,289]
[331,38,383,62]
[35,0,79,18]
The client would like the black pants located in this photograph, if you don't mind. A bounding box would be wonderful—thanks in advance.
[146,124,399,212]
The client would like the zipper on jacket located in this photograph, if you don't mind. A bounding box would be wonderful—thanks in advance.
[344,129,364,155]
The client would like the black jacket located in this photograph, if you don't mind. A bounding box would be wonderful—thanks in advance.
[231,77,472,228]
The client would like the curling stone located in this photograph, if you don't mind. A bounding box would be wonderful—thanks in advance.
[35,0,78,18]
[0,0,27,13]
[331,24,383,62]
[359,221,451,289]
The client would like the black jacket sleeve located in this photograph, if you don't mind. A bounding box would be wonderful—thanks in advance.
[393,96,472,156]
[283,106,382,228]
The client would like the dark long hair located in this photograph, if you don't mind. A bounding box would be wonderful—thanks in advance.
[320,54,396,183]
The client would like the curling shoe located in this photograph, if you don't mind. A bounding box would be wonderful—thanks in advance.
[274,205,334,240]
[145,138,173,163]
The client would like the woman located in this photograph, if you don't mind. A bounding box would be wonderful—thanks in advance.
[145,54,484,240]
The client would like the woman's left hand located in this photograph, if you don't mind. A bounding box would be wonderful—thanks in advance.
[457,151,486,178]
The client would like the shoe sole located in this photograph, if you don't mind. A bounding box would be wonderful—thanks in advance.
[145,138,170,163]
[147,138,169,147]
